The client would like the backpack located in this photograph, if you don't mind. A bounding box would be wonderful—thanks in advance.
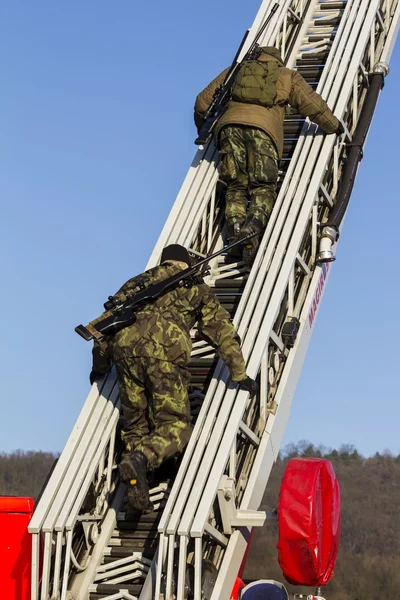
[231,59,279,107]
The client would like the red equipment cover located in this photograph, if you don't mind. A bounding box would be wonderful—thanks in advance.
[0,496,34,600]
[277,458,340,586]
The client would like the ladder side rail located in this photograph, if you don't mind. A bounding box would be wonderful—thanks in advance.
[317,0,365,98]
[174,32,352,538]
[211,255,326,600]
[243,265,334,514]
[208,0,398,548]
[211,6,399,585]
[156,0,319,536]
[159,84,314,536]
[41,379,118,533]
[141,0,396,596]
[57,400,121,600]
[236,111,366,531]
[146,144,218,268]
[186,0,388,557]
[29,374,118,597]
[40,384,120,599]
[159,76,332,544]
[163,370,232,535]
[28,376,114,534]
[179,171,220,249]
[224,0,363,330]
[146,0,311,268]
[240,253,340,516]
[55,402,119,599]
[70,486,126,600]
[381,0,400,61]
[158,4,368,588]
[284,0,322,64]
[29,0,398,596]
[212,243,340,599]
[145,0,396,596]
[158,149,219,253]
[230,0,379,356]
[30,533,41,600]
[208,0,362,328]
[260,0,308,54]
[55,392,120,535]
[157,0,315,260]
[175,0,318,252]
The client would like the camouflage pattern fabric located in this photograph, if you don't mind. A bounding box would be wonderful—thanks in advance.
[218,125,279,228]
[92,261,246,381]
[115,356,192,469]
[91,260,247,465]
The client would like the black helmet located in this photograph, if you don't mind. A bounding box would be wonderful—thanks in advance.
[160,244,191,266]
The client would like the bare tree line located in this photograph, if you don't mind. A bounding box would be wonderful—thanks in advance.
[1,442,399,598]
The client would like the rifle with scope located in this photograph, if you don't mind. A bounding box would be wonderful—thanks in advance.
[75,233,256,342]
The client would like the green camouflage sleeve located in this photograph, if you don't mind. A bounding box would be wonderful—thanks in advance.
[92,337,112,375]
[197,287,246,382]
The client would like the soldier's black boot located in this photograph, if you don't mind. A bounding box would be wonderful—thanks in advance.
[239,216,264,265]
[119,451,151,512]
[225,221,243,260]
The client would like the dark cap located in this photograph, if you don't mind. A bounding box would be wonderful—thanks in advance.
[160,244,191,266]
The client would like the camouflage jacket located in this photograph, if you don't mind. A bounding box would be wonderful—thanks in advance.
[195,47,340,158]
[92,261,247,381]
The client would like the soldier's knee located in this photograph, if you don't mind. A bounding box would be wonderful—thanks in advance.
[180,422,193,448]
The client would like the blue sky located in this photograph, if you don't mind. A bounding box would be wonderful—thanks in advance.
[1,1,399,456]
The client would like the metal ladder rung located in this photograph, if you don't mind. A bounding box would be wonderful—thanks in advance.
[204,522,228,547]
[239,421,260,447]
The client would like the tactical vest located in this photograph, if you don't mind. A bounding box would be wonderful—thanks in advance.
[231,59,279,107]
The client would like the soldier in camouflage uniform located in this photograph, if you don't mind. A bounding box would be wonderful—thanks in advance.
[90,244,257,512]
[195,46,342,264]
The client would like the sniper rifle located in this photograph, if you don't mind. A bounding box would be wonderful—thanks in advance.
[195,3,279,145]
[75,233,256,342]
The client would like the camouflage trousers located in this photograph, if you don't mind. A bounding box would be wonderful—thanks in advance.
[218,125,279,228]
[115,356,192,470]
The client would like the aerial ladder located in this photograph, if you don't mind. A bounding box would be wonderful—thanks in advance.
[27,0,399,598]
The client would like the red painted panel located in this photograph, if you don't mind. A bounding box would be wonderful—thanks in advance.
[0,496,34,600]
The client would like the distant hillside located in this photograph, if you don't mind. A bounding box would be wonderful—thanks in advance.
[0,450,57,499]
[1,443,399,599]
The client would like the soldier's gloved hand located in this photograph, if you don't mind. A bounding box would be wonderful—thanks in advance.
[336,120,345,136]
[90,370,104,386]
[238,376,258,398]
